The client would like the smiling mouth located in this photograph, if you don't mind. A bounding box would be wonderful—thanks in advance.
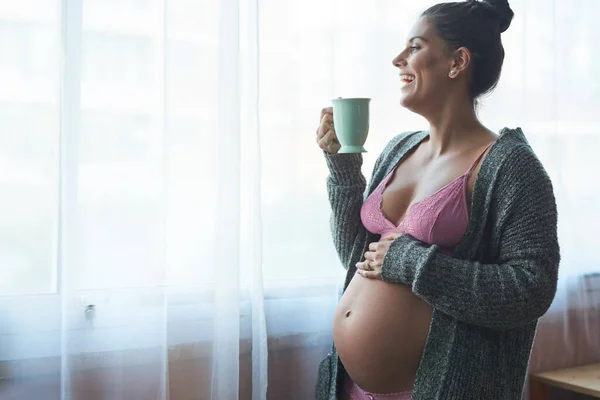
[400,74,415,86]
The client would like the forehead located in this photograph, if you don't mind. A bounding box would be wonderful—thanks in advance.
[406,16,439,43]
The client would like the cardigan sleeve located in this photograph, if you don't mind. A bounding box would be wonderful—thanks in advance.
[324,151,369,269]
[380,146,560,330]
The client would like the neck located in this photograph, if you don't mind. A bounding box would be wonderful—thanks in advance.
[423,97,483,156]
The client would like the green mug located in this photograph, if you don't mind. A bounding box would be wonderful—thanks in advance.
[332,97,371,153]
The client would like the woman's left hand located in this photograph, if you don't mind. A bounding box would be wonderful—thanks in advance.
[356,233,403,280]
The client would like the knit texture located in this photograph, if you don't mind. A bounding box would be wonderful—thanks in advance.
[316,128,560,400]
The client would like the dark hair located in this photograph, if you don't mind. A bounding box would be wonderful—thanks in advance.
[422,0,514,100]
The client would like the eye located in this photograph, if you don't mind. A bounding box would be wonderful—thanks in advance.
[410,45,421,53]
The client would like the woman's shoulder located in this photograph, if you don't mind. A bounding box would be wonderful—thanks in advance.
[379,130,428,159]
[487,127,544,169]
[483,127,555,196]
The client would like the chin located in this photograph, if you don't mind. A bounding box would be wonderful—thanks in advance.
[399,91,428,115]
[399,95,416,111]
[400,99,428,118]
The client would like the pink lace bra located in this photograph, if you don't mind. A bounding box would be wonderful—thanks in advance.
[361,142,495,250]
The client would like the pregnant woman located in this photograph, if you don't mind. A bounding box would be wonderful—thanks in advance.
[315,1,560,399]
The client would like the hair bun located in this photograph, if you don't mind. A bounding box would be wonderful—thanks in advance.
[473,0,514,33]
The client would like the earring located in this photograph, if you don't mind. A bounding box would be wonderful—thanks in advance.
[449,70,457,77]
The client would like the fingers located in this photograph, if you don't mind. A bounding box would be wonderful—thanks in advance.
[383,233,402,241]
[321,107,333,120]
[368,242,378,251]
[317,113,334,140]
[357,269,381,280]
[363,250,376,262]
[317,107,339,154]
[364,249,381,264]
[319,129,337,146]
[357,257,382,272]
[356,260,371,271]
[365,259,382,269]
[356,261,371,271]
[317,129,340,153]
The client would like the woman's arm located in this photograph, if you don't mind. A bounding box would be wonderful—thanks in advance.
[324,152,370,269]
[380,146,560,330]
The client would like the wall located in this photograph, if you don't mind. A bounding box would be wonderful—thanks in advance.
[2,307,599,400]
[528,305,600,400]
[0,334,329,400]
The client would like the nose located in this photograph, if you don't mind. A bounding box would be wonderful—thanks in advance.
[392,52,407,68]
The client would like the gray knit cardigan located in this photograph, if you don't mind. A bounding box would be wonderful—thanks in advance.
[316,128,560,400]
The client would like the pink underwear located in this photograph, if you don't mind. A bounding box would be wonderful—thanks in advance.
[344,378,412,400]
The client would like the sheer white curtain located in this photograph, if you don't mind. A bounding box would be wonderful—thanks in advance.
[1,0,268,399]
[1,0,598,400]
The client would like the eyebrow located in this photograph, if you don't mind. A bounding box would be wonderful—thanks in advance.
[409,36,429,42]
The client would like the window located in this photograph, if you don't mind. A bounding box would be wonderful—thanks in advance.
[2,0,600,365]
[0,3,60,296]
[0,0,223,295]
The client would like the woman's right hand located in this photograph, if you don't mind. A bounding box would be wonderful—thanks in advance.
[316,107,341,154]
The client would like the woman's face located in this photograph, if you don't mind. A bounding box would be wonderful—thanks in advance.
[392,17,456,113]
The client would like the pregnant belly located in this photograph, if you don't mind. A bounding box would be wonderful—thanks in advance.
[333,272,433,393]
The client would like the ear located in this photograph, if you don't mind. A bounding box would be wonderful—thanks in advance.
[448,47,472,79]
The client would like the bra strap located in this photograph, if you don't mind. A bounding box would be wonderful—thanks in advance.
[466,141,496,175]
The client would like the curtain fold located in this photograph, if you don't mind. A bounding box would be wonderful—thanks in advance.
[240,0,269,396]
[212,0,241,397]
[58,0,82,397]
